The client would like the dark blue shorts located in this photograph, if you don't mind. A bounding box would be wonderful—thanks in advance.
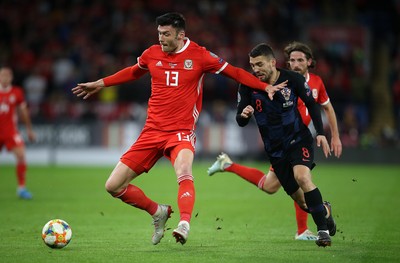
[270,138,316,196]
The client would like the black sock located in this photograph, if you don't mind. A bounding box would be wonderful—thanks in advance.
[304,188,328,231]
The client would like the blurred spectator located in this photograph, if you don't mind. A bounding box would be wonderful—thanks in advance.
[341,105,360,147]
[23,68,47,118]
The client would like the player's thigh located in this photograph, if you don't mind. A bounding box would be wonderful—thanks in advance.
[174,148,194,175]
[11,145,26,161]
[271,159,299,196]
[165,129,196,176]
[5,133,24,152]
[105,161,138,193]
[120,128,164,174]
[290,138,315,170]
[293,165,312,182]
[290,140,316,190]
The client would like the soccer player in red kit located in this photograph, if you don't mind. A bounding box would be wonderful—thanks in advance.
[208,41,341,241]
[72,12,286,245]
[0,67,36,199]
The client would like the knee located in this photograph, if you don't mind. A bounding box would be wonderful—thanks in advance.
[104,181,114,195]
[296,200,308,211]
[14,152,25,163]
[295,175,310,187]
[105,179,122,195]
[263,186,279,195]
[104,162,136,195]
[261,179,280,195]
[175,162,192,176]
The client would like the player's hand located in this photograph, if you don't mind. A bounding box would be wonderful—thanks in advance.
[316,135,331,158]
[27,129,36,142]
[240,105,254,118]
[265,80,287,100]
[330,136,342,158]
[72,79,105,99]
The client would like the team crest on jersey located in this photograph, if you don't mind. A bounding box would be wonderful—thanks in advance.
[312,88,318,98]
[281,87,293,108]
[281,87,291,101]
[9,94,16,103]
[184,59,193,70]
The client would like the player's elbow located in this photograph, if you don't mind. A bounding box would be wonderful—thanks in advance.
[236,116,248,127]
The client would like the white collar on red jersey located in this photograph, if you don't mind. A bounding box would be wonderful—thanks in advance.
[175,37,190,54]
[305,72,310,82]
[0,84,12,92]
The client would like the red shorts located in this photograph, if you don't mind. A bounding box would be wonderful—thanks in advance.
[0,132,24,151]
[120,126,196,174]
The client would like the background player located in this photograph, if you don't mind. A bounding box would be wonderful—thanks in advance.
[284,41,342,239]
[208,41,342,241]
[0,66,36,199]
[208,43,336,247]
[72,13,286,245]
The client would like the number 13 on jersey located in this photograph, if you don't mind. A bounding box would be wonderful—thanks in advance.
[165,71,179,86]
[176,131,196,149]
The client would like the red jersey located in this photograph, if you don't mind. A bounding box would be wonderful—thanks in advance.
[297,72,329,126]
[137,38,230,131]
[0,85,25,138]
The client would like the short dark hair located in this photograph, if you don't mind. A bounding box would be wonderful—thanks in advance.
[156,12,186,31]
[249,43,275,59]
[284,41,316,68]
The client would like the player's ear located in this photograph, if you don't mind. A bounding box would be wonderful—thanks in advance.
[177,30,185,40]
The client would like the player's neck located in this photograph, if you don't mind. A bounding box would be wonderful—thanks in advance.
[168,39,186,54]
[175,41,185,53]
[304,72,310,82]
[0,83,9,90]
[271,70,280,85]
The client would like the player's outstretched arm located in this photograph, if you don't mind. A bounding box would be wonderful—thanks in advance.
[72,79,105,100]
[72,65,147,100]
[221,64,286,99]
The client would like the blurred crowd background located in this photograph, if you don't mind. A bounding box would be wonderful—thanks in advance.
[1,0,399,150]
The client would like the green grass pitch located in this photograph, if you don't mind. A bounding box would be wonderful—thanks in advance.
[1,161,399,263]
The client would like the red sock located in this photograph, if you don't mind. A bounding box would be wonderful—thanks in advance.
[113,184,158,215]
[225,163,265,188]
[177,175,195,223]
[16,162,27,187]
[294,201,308,234]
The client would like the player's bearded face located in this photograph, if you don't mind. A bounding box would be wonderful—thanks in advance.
[0,68,13,87]
[288,51,308,76]
[250,56,274,83]
[158,26,180,53]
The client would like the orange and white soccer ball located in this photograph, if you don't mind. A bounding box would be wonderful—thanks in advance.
[42,219,72,248]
